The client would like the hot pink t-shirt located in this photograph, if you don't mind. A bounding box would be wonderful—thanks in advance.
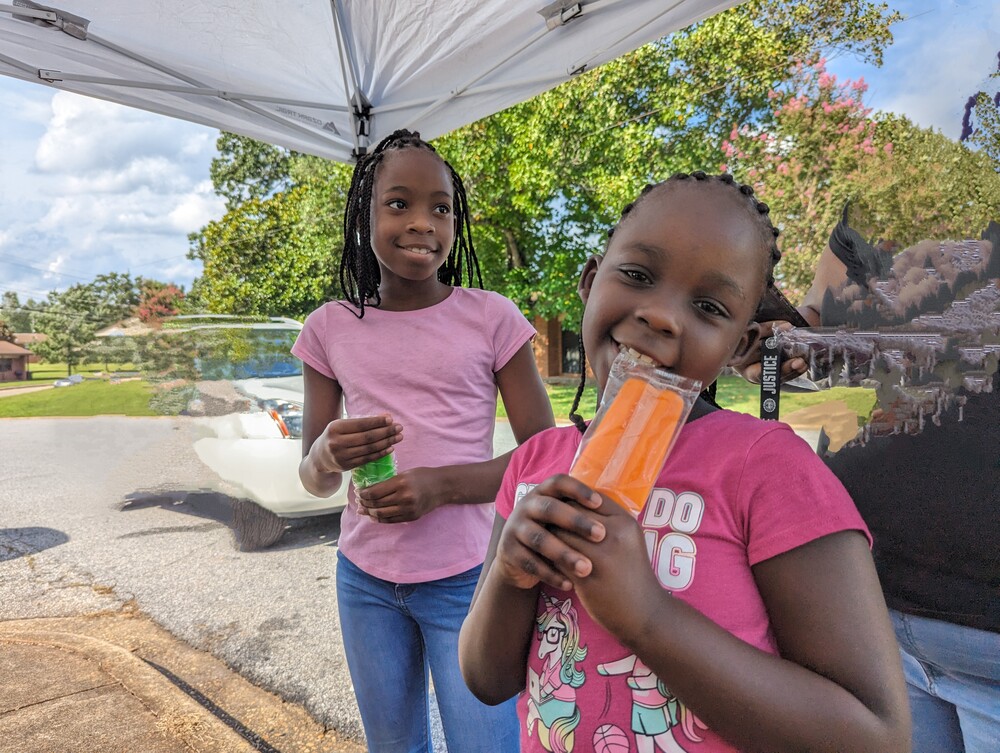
[292,287,535,583]
[495,411,870,753]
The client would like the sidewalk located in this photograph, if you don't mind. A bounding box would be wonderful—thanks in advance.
[0,609,365,753]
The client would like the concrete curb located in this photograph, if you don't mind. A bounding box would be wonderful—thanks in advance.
[0,627,257,752]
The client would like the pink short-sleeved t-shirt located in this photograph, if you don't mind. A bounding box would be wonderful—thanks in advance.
[495,411,870,753]
[292,287,535,583]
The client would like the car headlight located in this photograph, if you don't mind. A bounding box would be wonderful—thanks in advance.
[260,399,303,439]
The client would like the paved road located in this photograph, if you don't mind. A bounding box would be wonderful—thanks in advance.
[0,384,52,398]
[1,416,521,746]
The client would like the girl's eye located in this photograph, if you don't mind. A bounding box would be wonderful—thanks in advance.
[434,204,452,215]
[621,268,651,284]
[695,300,728,318]
[387,199,406,210]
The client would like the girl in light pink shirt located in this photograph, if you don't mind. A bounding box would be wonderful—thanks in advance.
[294,130,552,752]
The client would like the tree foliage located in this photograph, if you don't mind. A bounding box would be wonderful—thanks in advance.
[137,282,185,323]
[724,60,1000,299]
[1,291,33,333]
[31,285,101,374]
[189,0,901,322]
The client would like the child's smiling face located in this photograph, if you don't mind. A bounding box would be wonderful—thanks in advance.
[579,182,769,394]
[370,148,455,284]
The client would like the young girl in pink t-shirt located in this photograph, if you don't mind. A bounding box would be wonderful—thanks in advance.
[293,130,552,752]
[459,173,911,753]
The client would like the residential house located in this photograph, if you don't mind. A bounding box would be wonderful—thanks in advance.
[530,316,585,381]
[13,333,46,364]
[0,340,32,382]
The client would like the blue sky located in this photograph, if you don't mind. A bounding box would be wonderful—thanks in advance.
[1,0,998,308]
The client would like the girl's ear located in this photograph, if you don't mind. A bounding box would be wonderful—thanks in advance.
[728,321,761,366]
[578,254,603,303]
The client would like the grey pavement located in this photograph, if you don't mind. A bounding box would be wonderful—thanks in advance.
[0,417,526,753]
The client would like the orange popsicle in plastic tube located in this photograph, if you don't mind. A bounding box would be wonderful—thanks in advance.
[570,354,700,516]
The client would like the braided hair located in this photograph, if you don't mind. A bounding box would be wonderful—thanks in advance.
[338,129,483,317]
[569,171,783,432]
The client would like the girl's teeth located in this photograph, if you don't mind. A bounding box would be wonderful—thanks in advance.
[621,345,658,366]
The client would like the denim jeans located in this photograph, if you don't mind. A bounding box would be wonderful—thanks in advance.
[336,552,519,753]
[892,609,1000,753]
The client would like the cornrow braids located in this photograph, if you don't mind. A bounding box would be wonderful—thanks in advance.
[338,129,483,318]
[571,171,782,428]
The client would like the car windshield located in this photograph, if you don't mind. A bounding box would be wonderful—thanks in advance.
[136,325,302,382]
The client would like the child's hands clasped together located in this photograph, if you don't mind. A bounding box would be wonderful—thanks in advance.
[494,475,606,590]
[498,475,663,637]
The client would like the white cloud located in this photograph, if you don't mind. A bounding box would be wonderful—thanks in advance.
[0,81,222,297]
[831,0,1000,139]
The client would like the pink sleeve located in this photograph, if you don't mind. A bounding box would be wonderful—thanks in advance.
[495,433,542,520]
[291,305,336,380]
[486,292,536,372]
[738,426,871,566]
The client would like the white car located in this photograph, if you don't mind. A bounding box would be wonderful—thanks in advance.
[140,315,349,518]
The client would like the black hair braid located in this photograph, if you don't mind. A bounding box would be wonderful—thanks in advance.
[338,129,483,317]
[572,171,783,426]
[568,331,589,432]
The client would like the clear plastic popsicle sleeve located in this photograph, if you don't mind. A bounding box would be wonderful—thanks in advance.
[570,353,701,516]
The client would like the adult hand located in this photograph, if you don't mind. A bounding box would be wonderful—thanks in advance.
[731,320,809,385]
[494,474,606,592]
[308,414,402,475]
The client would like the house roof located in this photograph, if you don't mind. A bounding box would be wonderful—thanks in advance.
[13,332,46,345]
[0,340,32,356]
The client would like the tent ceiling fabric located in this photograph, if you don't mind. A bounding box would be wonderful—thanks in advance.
[0,0,742,162]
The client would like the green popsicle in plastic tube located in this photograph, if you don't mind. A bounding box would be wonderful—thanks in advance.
[352,453,396,489]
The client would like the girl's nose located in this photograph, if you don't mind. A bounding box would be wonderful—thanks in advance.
[636,302,680,335]
[407,212,435,233]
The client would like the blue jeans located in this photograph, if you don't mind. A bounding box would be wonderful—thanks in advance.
[336,552,519,753]
[892,609,1000,753]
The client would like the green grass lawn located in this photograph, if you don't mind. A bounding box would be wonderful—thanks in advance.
[0,362,137,391]
[0,379,156,417]
[501,375,876,425]
[2,370,877,424]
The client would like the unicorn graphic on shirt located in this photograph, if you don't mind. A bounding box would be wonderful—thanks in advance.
[597,653,707,753]
[526,594,588,752]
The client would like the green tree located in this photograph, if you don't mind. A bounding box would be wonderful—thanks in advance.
[89,272,140,328]
[724,60,1000,299]
[438,0,902,321]
[189,0,900,321]
[1,291,33,333]
[210,132,292,209]
[0,320,15,343]
[31,285,101,374]
[188,183,345,319]
[963,90,1000,167]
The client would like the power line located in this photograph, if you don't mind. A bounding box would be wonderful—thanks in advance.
[0,255,95,282]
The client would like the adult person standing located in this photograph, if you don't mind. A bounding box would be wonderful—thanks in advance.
[737,226,1000,753]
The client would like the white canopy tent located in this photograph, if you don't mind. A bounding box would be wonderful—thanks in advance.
[0,0,742,162]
